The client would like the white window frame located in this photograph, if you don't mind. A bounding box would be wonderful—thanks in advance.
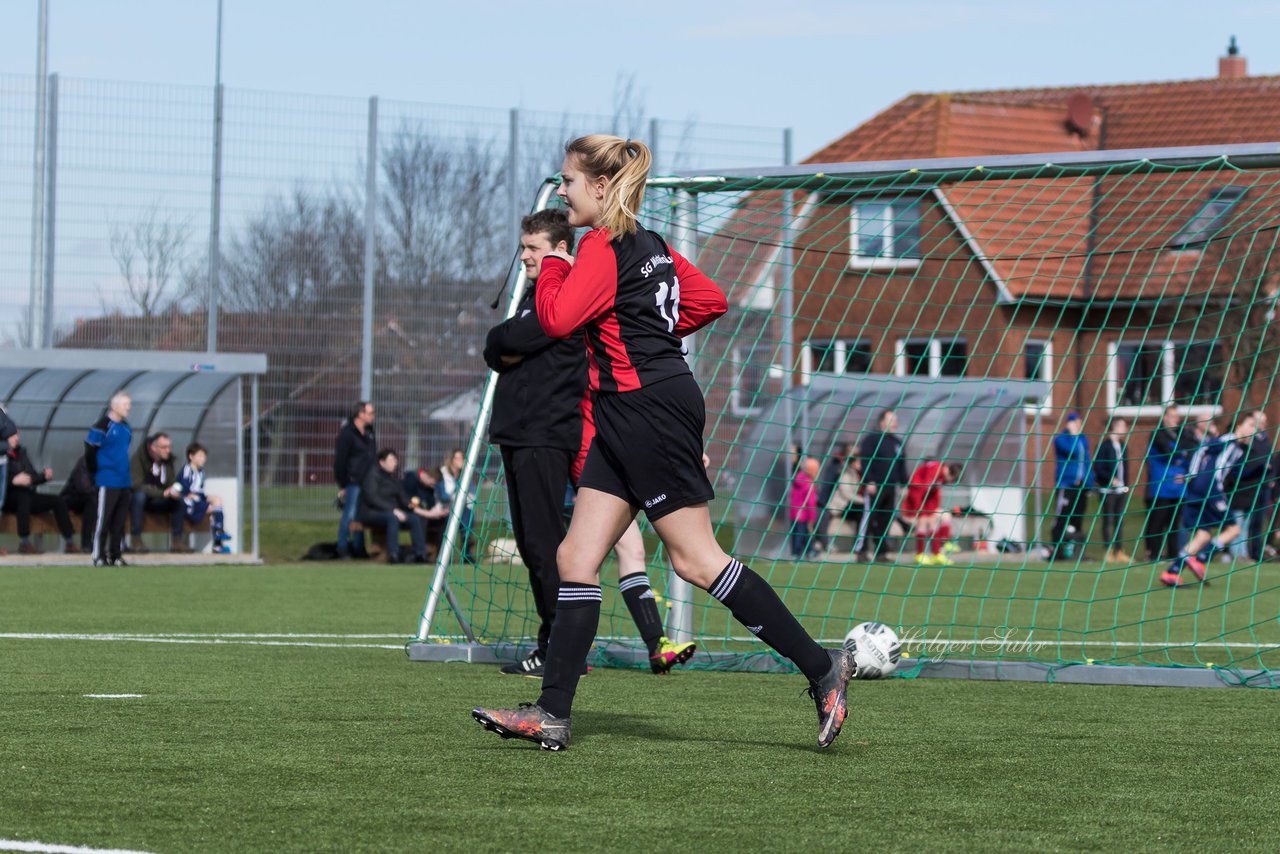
[729,343,767,416]
[893,338,967,378]
[848,199,922,271]
[1023,339,1054,415]
[801,338,871,385]
[1106,340,1223,418]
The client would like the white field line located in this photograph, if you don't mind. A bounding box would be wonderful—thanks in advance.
[82,694,146,699]
[0,840,156,854]
[0,633,401,650]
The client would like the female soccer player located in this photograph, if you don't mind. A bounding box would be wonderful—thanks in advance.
[472,134,855,751]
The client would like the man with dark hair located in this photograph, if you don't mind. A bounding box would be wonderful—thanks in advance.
[334,400,376,560]
[129,432,184,553]
[1234,409,1273,561]
[1047,411,1091,561]
[359,449,428,564]
[87,391,133,567]
[60,454,97,553]
[0,404,16,555]
[1143,405,1190,561]
[403,465,450,556]
[856,408,908,561]
[1093,416,1132,563]
[4,429,77,554]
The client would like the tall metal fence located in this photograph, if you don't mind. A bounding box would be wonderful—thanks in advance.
[0,73,789,519]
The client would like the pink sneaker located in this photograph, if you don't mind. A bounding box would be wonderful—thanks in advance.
[1160,570,1184,588]
[1184,556,1207,582]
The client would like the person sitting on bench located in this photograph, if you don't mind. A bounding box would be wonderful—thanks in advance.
[4,429,77,554]
[358,449,429,564]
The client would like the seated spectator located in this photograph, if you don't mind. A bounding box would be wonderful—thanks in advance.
[3,429,77,554]
[788,456,820,560]
[360,449,428,564]
[174,443,232,554]
[824,455,865,552]
[436,449,477,564]
[900,460,962,566]
[403,465,450,555]
[128,432,184,553]
[58,454,97,553]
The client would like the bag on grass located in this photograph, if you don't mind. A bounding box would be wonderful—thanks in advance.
[302,542,341,561]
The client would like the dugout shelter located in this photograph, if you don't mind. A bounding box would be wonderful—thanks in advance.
[0,349,267,559]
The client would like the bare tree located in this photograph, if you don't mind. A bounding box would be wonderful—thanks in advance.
[108,203,190,319]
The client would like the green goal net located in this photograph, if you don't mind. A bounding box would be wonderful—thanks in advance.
[413,144,1280,688]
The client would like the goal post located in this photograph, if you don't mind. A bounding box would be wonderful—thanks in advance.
[410,143,1280,688]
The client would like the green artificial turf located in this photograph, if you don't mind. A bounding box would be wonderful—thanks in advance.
[1,564,1278,853]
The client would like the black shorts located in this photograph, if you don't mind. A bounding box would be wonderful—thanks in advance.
[578,373,714,521]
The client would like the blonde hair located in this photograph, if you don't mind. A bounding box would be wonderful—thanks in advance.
[564,134,651,236]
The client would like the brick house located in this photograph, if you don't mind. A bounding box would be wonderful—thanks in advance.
[697,42,1280,505]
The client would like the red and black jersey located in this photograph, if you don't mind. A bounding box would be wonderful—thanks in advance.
[536,227,728,393]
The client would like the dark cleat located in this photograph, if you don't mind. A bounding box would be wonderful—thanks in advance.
[808,649,856,749]
[471,703,570,751]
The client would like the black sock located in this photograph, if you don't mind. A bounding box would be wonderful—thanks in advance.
[536,583,601,719]
[619,572,665,656]
[710,558,830,682]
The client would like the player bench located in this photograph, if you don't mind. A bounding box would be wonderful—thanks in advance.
[0,509,211,550]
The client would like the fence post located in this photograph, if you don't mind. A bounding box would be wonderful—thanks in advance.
[207,81,224,352]
[27,0,48,349]
[360,96,379,401]
[41,72,58,347]
[508,108,520,253]
[781,128,797,447]
[649,117,659,172]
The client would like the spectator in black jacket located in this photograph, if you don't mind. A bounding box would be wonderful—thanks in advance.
[856,408,909,561]
[4,430,77,554]
[60,455,97,552]
[334,401,377,559]
[813,442,853,553]
[359,449,427,564]
[0,404,16,551]
[484,209,588,672]
[1093,416,1132,563]
[1143,405,1192,561]
[1232,409,1272,560]
[403,465,450,555]
[127,432,184,553]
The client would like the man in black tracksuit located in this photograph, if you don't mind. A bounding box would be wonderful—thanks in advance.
[484,209,586,673]
[857,408,909,561]
[1231,410,1272,561]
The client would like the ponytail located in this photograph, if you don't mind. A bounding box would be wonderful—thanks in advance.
[564,134,651,236]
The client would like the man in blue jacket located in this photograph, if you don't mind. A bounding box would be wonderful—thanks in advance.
[1047,411,1091,560]
[86,390,133,567]
[1143,405,1190,561]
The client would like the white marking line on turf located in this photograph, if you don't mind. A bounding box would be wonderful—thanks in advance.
[0,840,157,854]
[83,694,146,699]
[0,633,402,650]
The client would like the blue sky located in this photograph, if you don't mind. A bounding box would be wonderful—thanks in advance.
[2,0,1278,159]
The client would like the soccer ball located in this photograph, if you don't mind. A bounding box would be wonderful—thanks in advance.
[843,621,902,679]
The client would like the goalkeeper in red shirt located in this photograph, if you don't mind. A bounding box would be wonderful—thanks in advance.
[900,459,963,565]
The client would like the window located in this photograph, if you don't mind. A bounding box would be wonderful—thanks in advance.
[730,344,768,416]
[1169,186,1246,249]
[1108,340,1224,415]
[895,338,968,378]
[1023,339,1053,413]
[802,339,874,381]
[849,199,922,268]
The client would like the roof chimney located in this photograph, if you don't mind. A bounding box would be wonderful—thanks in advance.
[1219,36,1247,79]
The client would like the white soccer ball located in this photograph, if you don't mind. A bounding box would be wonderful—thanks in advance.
[843,621,901,679]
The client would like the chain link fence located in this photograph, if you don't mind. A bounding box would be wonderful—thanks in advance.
[0,73,789,520]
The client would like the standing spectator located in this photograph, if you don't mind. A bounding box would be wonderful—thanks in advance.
[174,443,232,554]
[359,449,428,564]
[59,455,97,553]
[86,391,133,567]
[788,457,820,559]
[813,442,853,553]
[1093,416,1132,563]
[403,465,449,556]
[437,448,477,565]
[128,432,183,554]
[900,459,962,566]
[1143,405,1190,561]
[4,429,77,554]
[857,408,909,561]
[334,401,377,560]
[1047,411,1091,561]
[1234,409,1273,561]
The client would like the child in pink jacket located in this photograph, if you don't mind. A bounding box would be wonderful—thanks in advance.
[789,457,820,559]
